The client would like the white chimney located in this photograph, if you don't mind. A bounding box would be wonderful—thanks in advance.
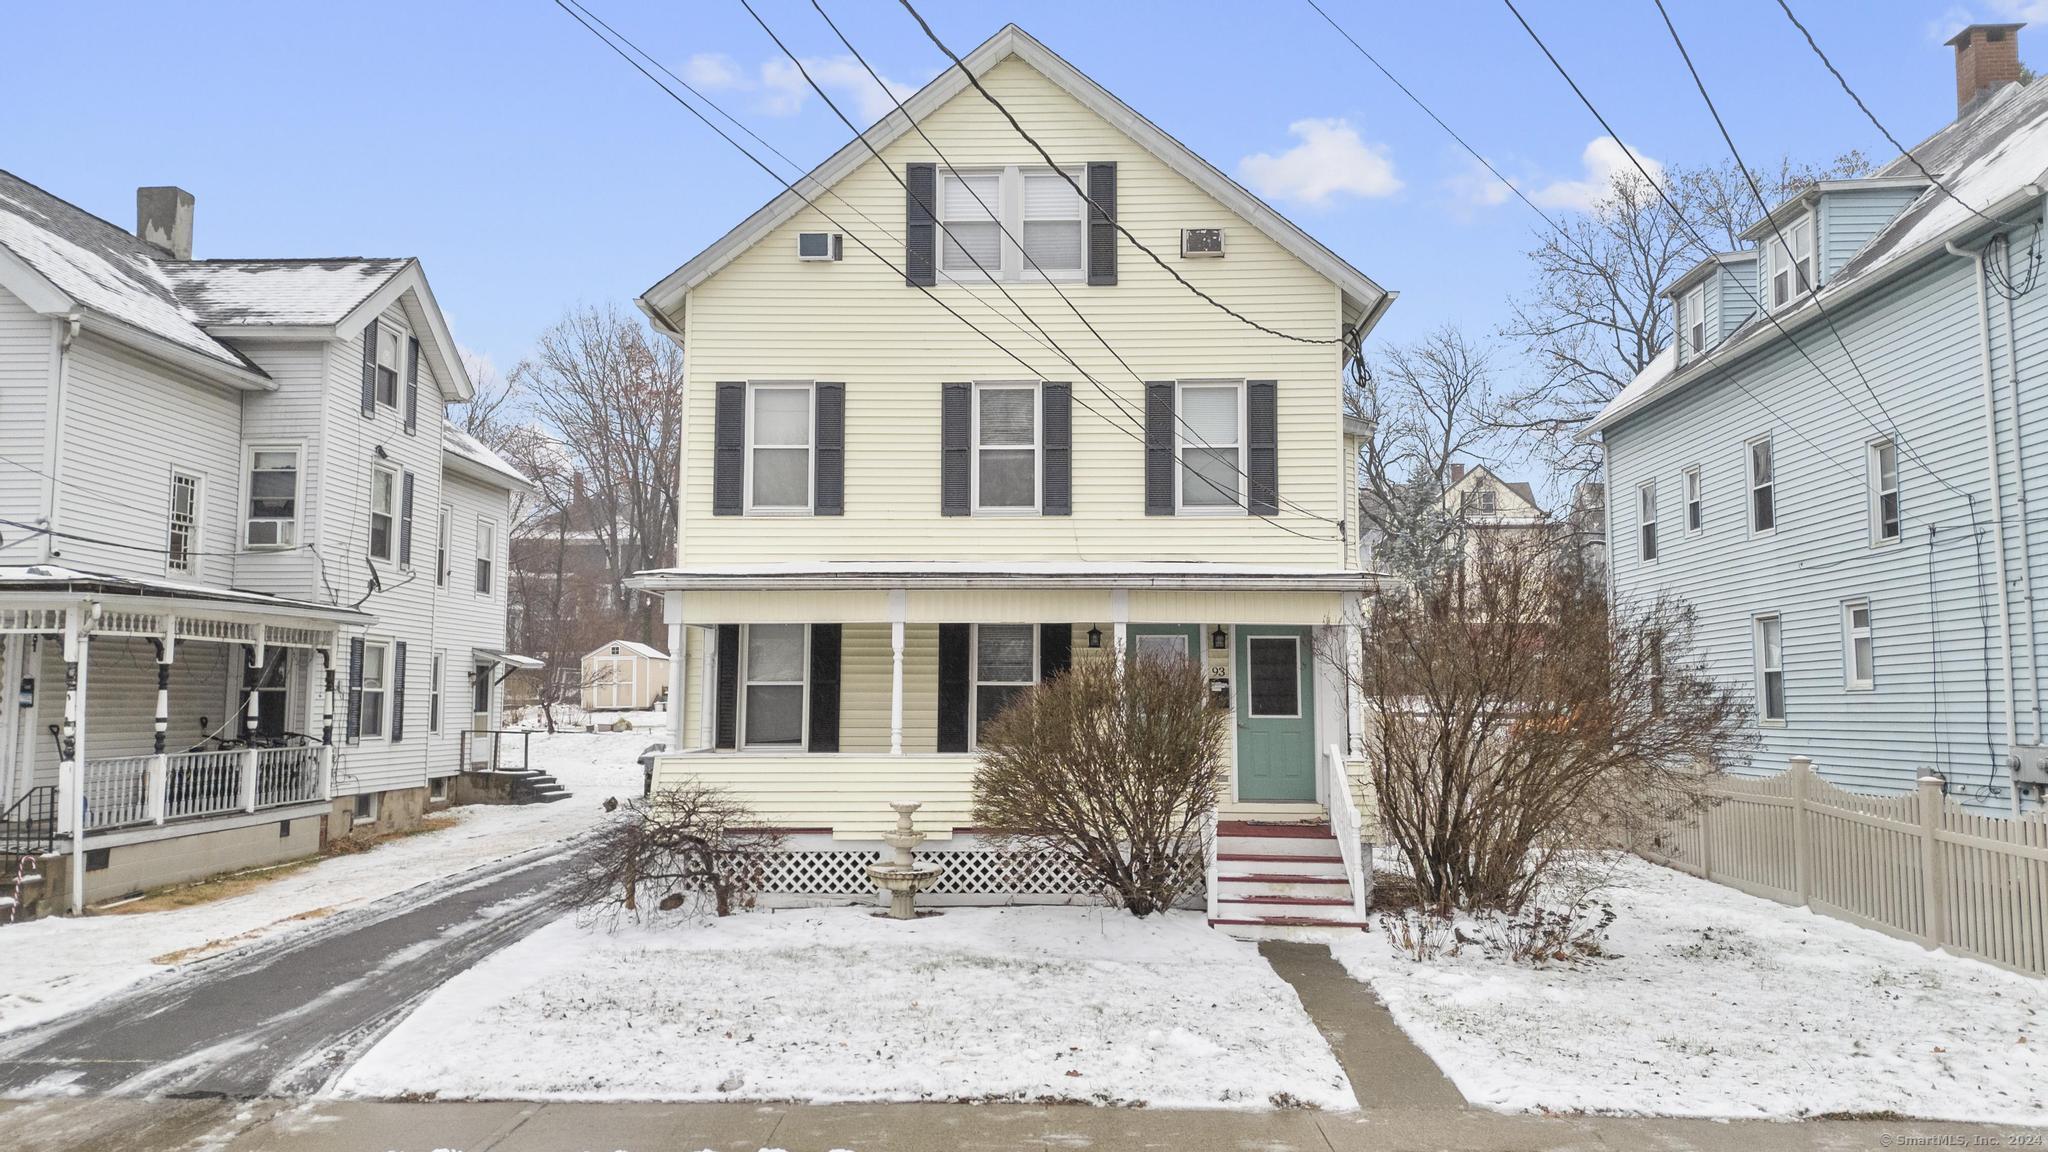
[136,186,195,260]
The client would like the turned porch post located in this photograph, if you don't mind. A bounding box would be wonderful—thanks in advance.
[146,622,174,825]
[60,603,90,915]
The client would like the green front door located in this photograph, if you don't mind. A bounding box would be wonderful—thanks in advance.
[1234,626,1317,802]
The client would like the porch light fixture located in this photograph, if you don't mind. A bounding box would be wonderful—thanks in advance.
[1086,626,1102,649]
[1210,626,1227,651]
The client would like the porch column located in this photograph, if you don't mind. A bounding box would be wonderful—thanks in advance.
[147,626,174,825]
[1110,589,1129,673]
[319,642,335,801]
[889,589,907,755]
[60,603,89,915]
[664,592,687,752]
[1344,603,1366,761]
[241,644,260,744]
[697,625,715,752]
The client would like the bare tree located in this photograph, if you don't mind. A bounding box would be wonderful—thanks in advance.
[1355,530,1753,913]
[1500,153,1871,478]
[572,781,786,923]
[973,656,1227,916]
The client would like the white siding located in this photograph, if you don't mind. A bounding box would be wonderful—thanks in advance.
[430,468,514,776]
[0,286,53,533]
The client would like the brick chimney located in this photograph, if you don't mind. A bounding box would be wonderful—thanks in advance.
[1947,23,2025,117]
[135,186,194,260]
[1449,463,1466,483]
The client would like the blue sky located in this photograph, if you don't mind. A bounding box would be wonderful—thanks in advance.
[3,0,2038,456]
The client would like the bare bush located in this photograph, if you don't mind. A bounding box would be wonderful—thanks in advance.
[972,656,1227,916]
[1357,530,1753,913]
[573,781,784,924]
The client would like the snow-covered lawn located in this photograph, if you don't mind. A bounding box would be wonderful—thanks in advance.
[1330,855,2048,1124]
[0,730,646,1037]
[335,905,1354,1111]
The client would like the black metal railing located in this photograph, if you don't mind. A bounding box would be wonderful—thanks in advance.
[0,786,57,857]
[458,729,533,775]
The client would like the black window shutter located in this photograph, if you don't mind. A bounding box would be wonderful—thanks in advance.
[1086,162,1118,286]
[937,623,970,752]
[391,641,408,743]
[941,382,971,516]
[398,471,415,567]
[1247,379,1279,515]
[404,336,420,434]
[906,163,938,287]
[1038,624,1071,682]
[815,382,845,516]
[346,636,365,744]
[359,322,378,417]
[714,624,740,750]
[713,382,746,516]
[1042,382,1072,515]
[1145,382,1175,515]
[807,623,842,752]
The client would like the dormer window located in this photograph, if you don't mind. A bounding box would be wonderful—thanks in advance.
[1769,217,1813,308]
[1681,286,1706,357]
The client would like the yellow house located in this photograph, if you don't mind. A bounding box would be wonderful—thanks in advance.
[631,26,1391,929]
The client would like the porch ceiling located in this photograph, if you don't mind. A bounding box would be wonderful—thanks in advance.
[669,586,1361,626]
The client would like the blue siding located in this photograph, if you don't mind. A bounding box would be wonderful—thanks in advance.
[1819,187,1924,283]
[1605,219,2048,815]
[1717,257,1759,343]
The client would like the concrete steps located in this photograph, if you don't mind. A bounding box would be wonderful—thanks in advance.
[1209,821,1366,941]
[507,770,572,804]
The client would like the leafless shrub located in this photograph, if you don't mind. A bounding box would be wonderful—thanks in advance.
[1469,901,1616,966]
[972,656,1227,916]
[572,780,784,925]
[1379,909,1457,962]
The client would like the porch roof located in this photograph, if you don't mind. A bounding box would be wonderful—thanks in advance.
[629,561,1374,594]
[0,565,372,627]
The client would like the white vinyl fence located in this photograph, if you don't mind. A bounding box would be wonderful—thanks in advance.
[1641,756,2048,977]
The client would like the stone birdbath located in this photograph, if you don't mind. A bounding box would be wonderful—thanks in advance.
[866,801,943,919]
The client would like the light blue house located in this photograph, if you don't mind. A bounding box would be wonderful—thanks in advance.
[1593,24,2048,816]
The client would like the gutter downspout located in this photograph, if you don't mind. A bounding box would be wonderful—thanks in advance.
[2001,230,2042,745]
[1949,239,2024,815]
[41,314,81,561]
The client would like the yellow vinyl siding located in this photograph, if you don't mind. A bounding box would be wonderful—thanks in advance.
[841,623,938,753]
[678,57,1347,569]
[655,752,977,840]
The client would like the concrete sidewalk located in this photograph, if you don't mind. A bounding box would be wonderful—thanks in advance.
[0,1097,2036,1152]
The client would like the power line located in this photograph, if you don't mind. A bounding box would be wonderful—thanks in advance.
[893,0,1347,347]
[551,0,1340,542]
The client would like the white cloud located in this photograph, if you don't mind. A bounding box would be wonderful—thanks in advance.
[681,52,746,91]
[683,52,920,122]
[1445,156,1514,210]
[1526,137,1663,212]
[1238,118,1402,206]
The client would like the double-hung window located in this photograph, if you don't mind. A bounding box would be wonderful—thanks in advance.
[1637,480,1658,562]
[742,623,806,747]
[368,466,397,561]
[429,652,445,733]
[1681,286,1706,358]
[973,624,1036,741]
[939,166,1085,280]
[245,447,300,548]
[1748,436,1776,533]
[1842,600,1874,691]
[973,383,1038,512]
[747,383,812,512]
[1754,614,1785,724]
[1868,439,1900,545]
[940,171,1003,275]
[435,507,452,586]
[360,642,389,739]
[475,518,496,594]
[1020,170,1084,276]
[1178,382,1242,512]
[167,470,201,575]
[374,325,402,407]
[1683,466,1703,534]
[1770,217,1813,309]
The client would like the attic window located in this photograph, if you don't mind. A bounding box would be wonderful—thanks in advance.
[1769,217,1813,308]
[1682,286,1705,357]
[374,325,402,407]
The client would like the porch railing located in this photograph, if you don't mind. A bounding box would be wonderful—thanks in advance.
[0,786,56,857]
[459,729,532,775]
[1324,742,1370,923]
[165,749,245,820]
[82,756,153,831]
[253,745,322,809]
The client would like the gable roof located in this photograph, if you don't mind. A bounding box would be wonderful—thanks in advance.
[1588,77,2048,436]
[639,24,1390,331]
[163,258,409,327]
[589,639,667,661]
[442,420,532,492]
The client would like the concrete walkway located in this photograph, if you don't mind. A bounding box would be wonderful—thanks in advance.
[0,1097,2034,1152]
[1260,940,1465,1112]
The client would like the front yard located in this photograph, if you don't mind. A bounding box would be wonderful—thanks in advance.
[1330,854,2048,1124]
[333,905,1355,1110]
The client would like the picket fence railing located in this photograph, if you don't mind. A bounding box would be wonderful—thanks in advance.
[1640,756,2048,977]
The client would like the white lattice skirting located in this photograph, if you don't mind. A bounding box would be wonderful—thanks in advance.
[759,847,1099,897]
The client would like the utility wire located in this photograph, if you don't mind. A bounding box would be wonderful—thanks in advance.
[551,0,1340,541]
[893,0,1347,347]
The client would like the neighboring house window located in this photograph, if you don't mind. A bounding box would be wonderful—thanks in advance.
[1769,216,1813,308]
[374,325,403,407]
[1021,170,1084,276]
[1637,480,1658,563]
[1476,487,1497,513]
[1748,436,1776,533]
[742,623,806,747]
[475,518,496,594]
[1754,614,1785,724]
[369,467,397,561]
[167,470,200,575]
[939,167,1085,280]
[1682,286,1705,357]
[353,791,378,823]
[360,642,389,738]
[974,383,1039,512]
[429,777,447,802]
[1843,600,1874,691]
[1868,439,1900,545]
[245,447,300,548]
[747,383,813,512]
[1178,382,1242,512]
[972,624,1037,741]
[1683,466,1703,534]
[436,506,452,587]
[429,652,444,734]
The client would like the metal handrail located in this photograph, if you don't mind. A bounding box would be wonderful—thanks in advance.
[1325,742,1369,922]
[0,787,55,857]
[458,729,532,775]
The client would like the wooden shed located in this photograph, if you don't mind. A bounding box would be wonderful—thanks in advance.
[581,640,671,712]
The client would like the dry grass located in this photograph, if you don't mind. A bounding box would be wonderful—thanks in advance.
[325,814,458,856]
